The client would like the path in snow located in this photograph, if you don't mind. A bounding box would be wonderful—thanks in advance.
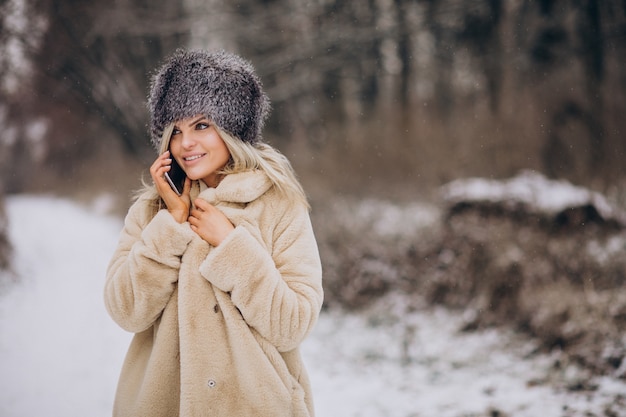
[0,195,624,417]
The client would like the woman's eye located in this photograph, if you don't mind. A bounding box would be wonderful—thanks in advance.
[172,128,181,135]
[196,122,209,130]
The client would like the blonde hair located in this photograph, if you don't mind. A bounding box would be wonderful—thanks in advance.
[216,126,309,208]
[135,123,309,213]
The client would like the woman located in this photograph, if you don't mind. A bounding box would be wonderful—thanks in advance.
[104,49,323,417]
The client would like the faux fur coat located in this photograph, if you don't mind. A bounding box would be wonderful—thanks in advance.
[104,170,323,417]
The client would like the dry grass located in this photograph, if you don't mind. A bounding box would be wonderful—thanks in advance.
[311,191,626,380]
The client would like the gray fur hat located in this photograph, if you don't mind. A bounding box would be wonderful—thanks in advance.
[148,49,271,148]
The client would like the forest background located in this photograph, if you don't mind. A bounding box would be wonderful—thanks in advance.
[2,0,624,201]
[2,0,626,382]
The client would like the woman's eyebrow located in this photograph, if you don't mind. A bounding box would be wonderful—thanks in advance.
[188,116,207,127]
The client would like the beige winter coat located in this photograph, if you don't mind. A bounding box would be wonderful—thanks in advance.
[104,170,323,417]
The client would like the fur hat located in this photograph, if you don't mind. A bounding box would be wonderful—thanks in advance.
[148,49,270,148]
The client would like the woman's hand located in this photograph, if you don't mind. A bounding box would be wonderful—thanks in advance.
[189,199,235,246]
[150,151,192,223]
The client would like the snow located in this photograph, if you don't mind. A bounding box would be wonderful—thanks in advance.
[1,194,625,417]
[442,170,626,224]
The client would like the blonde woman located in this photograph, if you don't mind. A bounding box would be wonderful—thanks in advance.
[104,49,323,417]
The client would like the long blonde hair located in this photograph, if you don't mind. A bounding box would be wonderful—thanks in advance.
[135,123,309,211]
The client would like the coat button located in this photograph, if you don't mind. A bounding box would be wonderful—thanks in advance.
[208,379,216,388]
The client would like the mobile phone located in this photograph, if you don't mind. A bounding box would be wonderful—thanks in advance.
[164,157,186,196]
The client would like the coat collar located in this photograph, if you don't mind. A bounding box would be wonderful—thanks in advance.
[195,170,273,204]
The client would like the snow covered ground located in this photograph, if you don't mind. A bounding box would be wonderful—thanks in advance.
[1,195,625,417]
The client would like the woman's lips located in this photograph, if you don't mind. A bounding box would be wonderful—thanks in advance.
[182,153,207,167]
[183,153,206,162]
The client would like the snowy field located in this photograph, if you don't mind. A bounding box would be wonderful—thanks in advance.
[1,195,625,417]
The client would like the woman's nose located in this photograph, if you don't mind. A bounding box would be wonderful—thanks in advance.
[180,131,196,148]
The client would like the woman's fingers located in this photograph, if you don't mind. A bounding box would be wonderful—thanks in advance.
[149,151,191,223]
[150,151,172,186]
[189,199,234,246]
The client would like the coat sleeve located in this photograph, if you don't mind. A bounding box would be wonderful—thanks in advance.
[104,199,196,333]
[198,201,323,352]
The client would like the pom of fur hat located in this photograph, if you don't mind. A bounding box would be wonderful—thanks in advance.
[148,49,271,148]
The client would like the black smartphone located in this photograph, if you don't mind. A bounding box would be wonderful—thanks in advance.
[164,157,186,196]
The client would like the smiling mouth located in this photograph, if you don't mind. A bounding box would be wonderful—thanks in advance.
[184,154,206,162]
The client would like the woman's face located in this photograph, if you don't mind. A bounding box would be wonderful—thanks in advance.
[169,115,231,188]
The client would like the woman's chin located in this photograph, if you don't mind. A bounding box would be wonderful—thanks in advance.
[185,173,202,182]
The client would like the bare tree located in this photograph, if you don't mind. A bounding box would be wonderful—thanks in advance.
[29,0,188,157]
[3,0,626,196]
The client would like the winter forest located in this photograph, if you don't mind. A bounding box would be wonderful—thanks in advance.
[2,0,626,416]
